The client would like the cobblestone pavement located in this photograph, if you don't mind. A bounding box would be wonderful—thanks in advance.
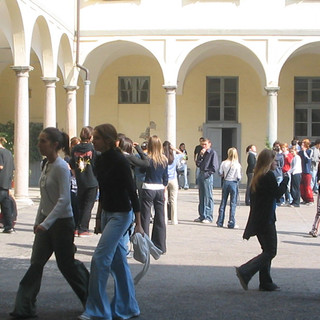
[0,188,319,320]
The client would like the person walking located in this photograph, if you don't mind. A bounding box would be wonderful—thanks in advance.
[245,145,257,206]
[10,127,89,319]
[140,135,168,253]
[194,138,219,223]
[70,126,99,237]
[79,123,144,320]
[0,137,15,233]
[216,147,242,229]
[235,149,289,292]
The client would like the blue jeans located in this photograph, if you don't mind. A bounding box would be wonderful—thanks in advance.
[84,210,139,320]
[198,172,214,222]
[217,180,238,228]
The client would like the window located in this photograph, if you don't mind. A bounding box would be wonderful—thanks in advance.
[294,77,320,138]
[206,77,238,121]
[118,76,150,104]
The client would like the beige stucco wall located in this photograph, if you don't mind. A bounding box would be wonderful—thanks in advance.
[278,54,320,144]
[177,54,266,182]
[86,55,165,142]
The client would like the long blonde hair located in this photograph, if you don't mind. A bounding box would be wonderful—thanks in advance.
[250,148,275,193]
[147,135,167,167]
[227,147,239,164]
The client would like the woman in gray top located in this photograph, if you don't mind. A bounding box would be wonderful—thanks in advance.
[10,127,89,319]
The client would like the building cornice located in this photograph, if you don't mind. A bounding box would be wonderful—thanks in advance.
[81,29,320,37]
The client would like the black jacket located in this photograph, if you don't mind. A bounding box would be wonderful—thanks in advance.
[95,148,140,213]
[243,171,288,240]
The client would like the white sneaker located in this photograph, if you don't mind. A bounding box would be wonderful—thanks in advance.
[201,219,211,224]
[78,314,91,320]
[194,217,202,222]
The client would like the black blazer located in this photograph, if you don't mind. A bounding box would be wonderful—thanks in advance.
[243,171,288,240]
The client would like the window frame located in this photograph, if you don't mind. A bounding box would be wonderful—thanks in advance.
[206,76,238,122]
[118,76,150,104]
[294,77,320,139]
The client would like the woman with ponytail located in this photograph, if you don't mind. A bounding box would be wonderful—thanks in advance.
[11,127,89,319]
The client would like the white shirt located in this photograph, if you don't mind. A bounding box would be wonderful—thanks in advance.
[219,160,242,181]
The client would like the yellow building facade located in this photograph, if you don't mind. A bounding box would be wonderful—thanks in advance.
[0,0,320,200]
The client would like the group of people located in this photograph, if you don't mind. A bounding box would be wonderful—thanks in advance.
[8,127,320,319]
[9,124,193,320]
[193,137,241,229]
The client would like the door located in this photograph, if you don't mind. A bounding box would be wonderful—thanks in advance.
[204,126,240,188]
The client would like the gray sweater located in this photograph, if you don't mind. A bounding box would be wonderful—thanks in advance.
[35,156,73,230]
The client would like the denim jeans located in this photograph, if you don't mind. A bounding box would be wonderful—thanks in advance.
[217,180,238,228]
[179,163,189,189]
[311,168,318,192]
[84,210,139,320]
[197,172,214,222]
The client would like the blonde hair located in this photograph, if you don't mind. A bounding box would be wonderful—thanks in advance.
[250,148,275,193]
[227,147,239,164]
[147,135,167,167]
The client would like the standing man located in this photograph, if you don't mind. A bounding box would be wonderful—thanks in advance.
[193,137,204,186]
[194,138,219,223]
[0,137,14,233]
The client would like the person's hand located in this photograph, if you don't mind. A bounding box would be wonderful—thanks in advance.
[34,225,46,234]
[200,148,206,155]
[134,224,145,236]
[133,142,139,147]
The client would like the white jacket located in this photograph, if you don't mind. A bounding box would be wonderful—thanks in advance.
[130,233,162,284]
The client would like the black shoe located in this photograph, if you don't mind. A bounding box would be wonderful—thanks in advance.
[3,228,15,234]
[259,283,280,291]
[235,267,249,290]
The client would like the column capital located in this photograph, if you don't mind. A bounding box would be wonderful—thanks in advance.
[64,85,79,92]
[264,86,280,96]
[41,77,60,83]
[162,84,177,91]
[11,66,34,75]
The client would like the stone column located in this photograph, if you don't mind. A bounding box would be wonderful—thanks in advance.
[64,85,78,138]
[11,66,34,204]
[163,85,177,146]
[265,86,280,147]
[42,77,59,128]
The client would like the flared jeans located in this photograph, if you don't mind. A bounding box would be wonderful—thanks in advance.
[83,210,139,320]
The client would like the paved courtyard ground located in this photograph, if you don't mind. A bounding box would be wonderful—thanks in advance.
[0,188,319,320]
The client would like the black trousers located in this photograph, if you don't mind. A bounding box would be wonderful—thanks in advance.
[291,173,301,206]
[12,217,89,317]
[140,189,166,253]
[239,223,277,286]
[0,189,13,230]
[75,186,97,232]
